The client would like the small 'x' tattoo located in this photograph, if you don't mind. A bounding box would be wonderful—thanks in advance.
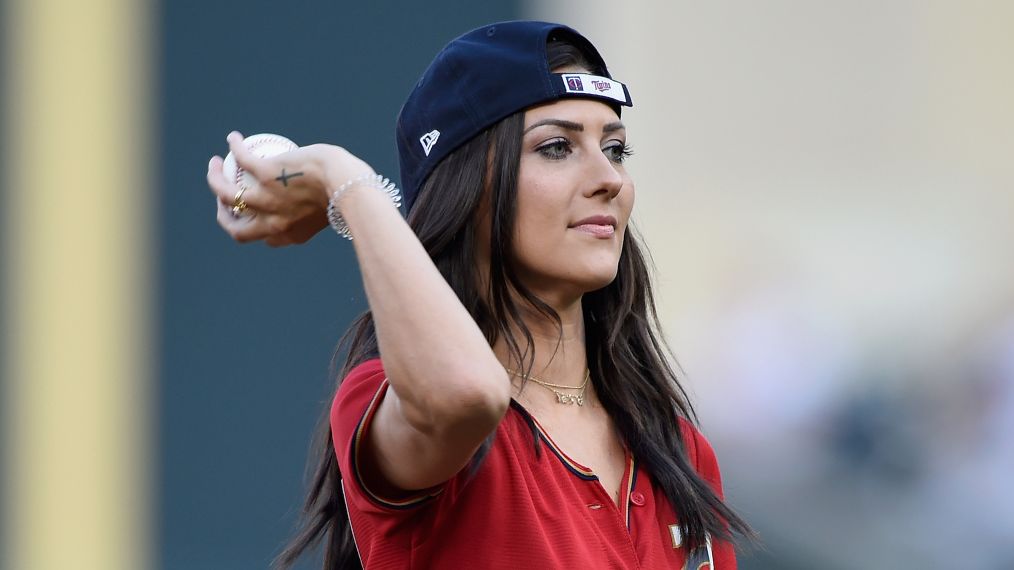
[275,168,305,187]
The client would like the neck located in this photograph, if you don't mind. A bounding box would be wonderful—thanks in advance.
[492,296,591,401]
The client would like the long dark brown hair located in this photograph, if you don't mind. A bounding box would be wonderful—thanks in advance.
[275,37,753,569]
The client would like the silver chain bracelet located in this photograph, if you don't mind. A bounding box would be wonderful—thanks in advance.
[327,174,403,240]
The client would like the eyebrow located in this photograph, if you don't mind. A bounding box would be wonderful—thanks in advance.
[524,119,582,134]
[603,121,625,133]
[523,119,626,135]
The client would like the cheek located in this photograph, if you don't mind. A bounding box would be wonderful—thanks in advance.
[511,180,570,266]
[514,169,569,233]
[513,194,560,257]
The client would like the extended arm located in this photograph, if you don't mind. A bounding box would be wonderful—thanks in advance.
[206,132,509,493]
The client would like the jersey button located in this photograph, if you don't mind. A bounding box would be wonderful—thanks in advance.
[630,491,646,506]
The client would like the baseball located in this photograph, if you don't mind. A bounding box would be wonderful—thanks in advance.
[222,133,299,193]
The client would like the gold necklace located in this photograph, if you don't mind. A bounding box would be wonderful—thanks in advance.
[506,367,590,406]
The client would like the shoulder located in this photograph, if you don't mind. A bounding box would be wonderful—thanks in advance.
[330,358,386,442]
[677,417,724,498]
[333,358,385,404]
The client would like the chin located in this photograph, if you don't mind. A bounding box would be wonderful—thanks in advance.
[517,251,623,297]
[574,264,621,293]
[586,274,620,292]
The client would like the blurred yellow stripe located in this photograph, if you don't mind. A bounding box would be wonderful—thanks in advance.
[3,0,152,568]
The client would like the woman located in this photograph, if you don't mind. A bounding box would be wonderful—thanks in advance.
[207,21,752,569]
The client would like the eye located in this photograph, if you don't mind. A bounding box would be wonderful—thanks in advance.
[536,138,572,160]
[603,141,633,164]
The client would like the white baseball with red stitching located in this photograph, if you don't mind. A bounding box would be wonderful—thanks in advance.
[222,133,299,192]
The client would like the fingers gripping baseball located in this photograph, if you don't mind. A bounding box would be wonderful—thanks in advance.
[207,131,378,246]
[224,132,297,194]
[208,132,334,245]
[206,132,290,214]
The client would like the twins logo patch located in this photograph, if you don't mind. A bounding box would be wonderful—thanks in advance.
[419,130,440,156]
[559,73,630,105]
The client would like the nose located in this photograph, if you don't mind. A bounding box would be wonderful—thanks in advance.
[584,149,624,200]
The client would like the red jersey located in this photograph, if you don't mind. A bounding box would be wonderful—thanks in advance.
[331,358,736,569]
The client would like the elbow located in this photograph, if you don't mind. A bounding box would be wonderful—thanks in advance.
[458,367,511,421]
[437,365,511,429]
[405,366,511,437]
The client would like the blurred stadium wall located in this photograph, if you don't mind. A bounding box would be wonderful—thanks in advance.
[4,1,1013,569]
[3,1,521,569]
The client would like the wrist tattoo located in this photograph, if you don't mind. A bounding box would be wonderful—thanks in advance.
[275,168,304,187]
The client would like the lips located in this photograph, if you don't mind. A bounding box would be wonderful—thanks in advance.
[569,215,617,238]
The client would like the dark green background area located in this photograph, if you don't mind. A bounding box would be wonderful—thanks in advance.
[157,2,518,568]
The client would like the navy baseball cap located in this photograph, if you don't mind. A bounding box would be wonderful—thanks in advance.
[396,20,633,212]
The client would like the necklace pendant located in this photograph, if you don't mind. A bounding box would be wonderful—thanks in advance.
[555,392,584,406]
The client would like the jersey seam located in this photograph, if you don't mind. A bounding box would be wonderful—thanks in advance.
[349,379,444,510]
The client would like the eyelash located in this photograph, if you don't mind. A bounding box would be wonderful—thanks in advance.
[535,139,634,164]
[605,141,634,164]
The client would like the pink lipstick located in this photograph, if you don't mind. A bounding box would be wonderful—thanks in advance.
[569,215,617,238]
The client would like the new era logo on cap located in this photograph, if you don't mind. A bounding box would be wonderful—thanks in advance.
[560,73,629,105]
[420,130,441,156]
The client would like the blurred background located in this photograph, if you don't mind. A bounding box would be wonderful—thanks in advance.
[3,0,1012,569]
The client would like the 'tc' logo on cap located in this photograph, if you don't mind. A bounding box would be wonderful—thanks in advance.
[560,73,630,105]
[420,130,441,156]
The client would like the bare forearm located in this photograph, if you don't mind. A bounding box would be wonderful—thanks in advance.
[336,182,509,429]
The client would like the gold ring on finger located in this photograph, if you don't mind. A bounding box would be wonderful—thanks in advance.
[231,188,248,217]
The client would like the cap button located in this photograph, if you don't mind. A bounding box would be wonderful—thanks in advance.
[630,491,646,506]
[486,25,496,37]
